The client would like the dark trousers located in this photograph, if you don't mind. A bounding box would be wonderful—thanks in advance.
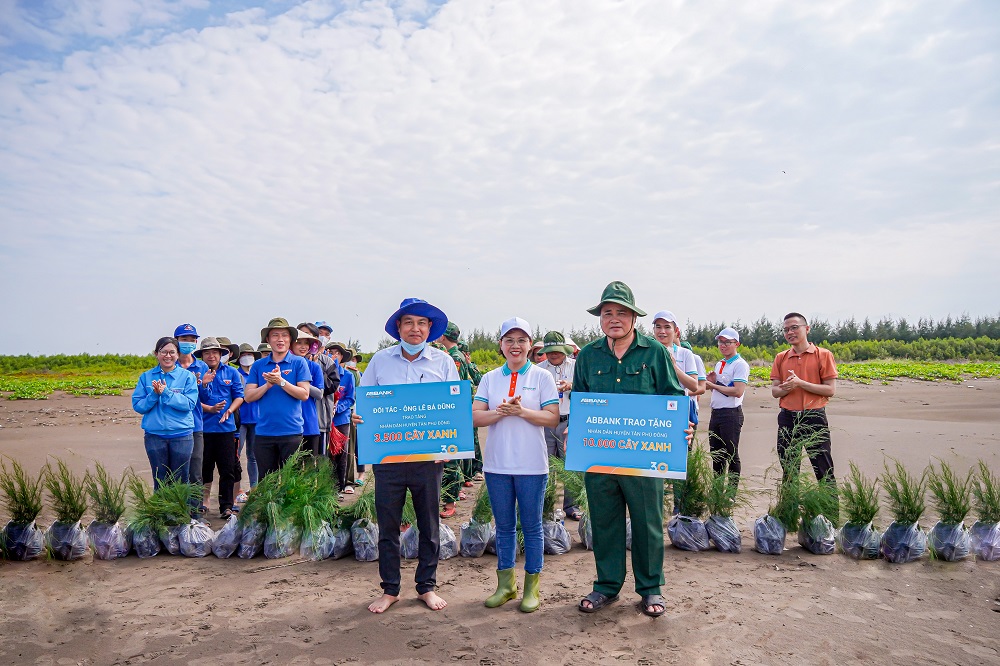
[374,461,443,597]
[203,432,236,512]
[708,406,744,482]
[331,423,350,490]
[777,408,835,482]
[255,434,302,479]
[300,434,321,456]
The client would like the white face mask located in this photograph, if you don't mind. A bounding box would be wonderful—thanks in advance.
[239,355,254,367]
[220,353,231,364]
[319,335,330,346]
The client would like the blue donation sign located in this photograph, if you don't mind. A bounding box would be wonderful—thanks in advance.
[356,380,474,465]
[565,392,690,479]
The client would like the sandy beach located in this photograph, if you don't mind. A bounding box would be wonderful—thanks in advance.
[1,378,999,665]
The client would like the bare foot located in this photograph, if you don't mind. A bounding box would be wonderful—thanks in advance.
[417,590,447,611]
[368,594,399,614]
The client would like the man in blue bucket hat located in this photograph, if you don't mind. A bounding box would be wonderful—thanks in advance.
[356,298,459,614]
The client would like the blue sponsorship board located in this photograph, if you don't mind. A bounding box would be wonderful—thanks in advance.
[356,380,474,465]
[565,392,689,479]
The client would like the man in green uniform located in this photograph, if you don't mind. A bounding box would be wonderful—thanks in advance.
[575,281,684,619]
[438,322,470,517]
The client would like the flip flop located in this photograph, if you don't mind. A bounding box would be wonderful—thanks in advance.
[578,591,618,613]
[639,594,666,618]
[343,486,355,494]
[566,508,583,521]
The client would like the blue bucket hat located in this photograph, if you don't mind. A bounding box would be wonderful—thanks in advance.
[173,323,199,339]
[385,298,448,342]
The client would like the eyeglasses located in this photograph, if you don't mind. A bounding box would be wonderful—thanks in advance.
[783,325,803,333]
[157,350,178,356]
[717,339,737,346]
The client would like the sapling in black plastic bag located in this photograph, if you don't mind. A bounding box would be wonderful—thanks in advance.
[264,502,301,559]
[461,484,494,558]
[836,462,882,560]
[400,524,420,559]
[705,461,748,553]
[542,457,572,555]
[797,476,838,555]
[971,460,1000,561]
[179,520,214,557]
[330,519,354,560]
[439,522,459,560]
[212,514,243,559]
[126,474,201,559]
[926,460,973,562]
[85,463,131,560]
[668,445,711,551]
[347,474,379,561]
[0,458,44,561]
[755,435,804,555]
[880,459,927,563]
[41,459,89,560]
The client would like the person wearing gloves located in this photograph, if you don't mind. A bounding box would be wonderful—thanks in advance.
[705,327,750,483]
[174,323,208,489]
[355,298,459,614]
[290,328,325,456]
[473,317,560,613]
[194,337,245,518]
[234,343,261,501]
[132,337,199,488]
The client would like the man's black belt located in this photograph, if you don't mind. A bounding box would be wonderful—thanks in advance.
[559,414,569,422]
[780,407,826,415]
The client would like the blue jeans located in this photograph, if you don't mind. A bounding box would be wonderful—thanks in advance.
[485,472,546,574]
[144,432,194,490]
[240,423,258,488]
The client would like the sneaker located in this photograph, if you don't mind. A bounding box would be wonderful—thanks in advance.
[235,492,249,504]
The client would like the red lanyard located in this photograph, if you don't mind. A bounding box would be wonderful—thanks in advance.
[508,373,518,398]
[718,360,727,377]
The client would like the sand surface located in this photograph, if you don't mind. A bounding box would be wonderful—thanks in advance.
[1,378,999,665]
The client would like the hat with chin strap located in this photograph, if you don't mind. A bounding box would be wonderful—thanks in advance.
[587,281,646,317]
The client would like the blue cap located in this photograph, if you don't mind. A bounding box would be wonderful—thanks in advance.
[315,321,333,332]
[173,323,199,339]
[384,298,448,342]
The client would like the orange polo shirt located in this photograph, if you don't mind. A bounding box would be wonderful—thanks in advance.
[770,344,838,411]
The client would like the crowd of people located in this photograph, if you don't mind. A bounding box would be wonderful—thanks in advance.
[132,282,838,617]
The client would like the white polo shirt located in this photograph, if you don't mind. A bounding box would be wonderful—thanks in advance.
[668,343,700,379]
[687,350,707,416]
[474,361,559,475]
[359,344,459,387]
[536,357,575,416]
[710,353,750,410]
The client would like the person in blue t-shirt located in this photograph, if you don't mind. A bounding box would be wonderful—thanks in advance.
[244,318,313,478]
[290,330,325,456]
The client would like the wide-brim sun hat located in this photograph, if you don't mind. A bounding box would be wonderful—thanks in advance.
[500,317,532,340]
[216,336,240,359]
[325,340,352,358]
[586,281,647,317]
[384,298,448,342]
[540,330,573,355]
[294,329,320,346]
[257,343,272,355]
[260,317,299,344]
[238,342,262,360]
[193,337,225,359]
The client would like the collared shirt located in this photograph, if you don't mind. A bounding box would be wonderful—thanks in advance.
[132,365,198,437]
[237,366,259,425]
[333,361,356,426]
[301,358,325,436]
[474,360,559,475]
[537,357,575,416]
[247,353,313,437]
[770,344,838,411]
[177,357,208,431]
[359,344,459,387]
[573,333,684,397]
[710,353,750,410]
[199,364,245,433]
[669,344,700,378]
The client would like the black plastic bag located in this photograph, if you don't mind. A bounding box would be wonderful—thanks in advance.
[439,522,458,560]
[881,521,926,563]
[43,520,88,561]
[238,519,266,559]
[2,520,44,561]
[486,530,523,556]
[300,521,336,561]
[132,525,161,559]
[971,521,1000,561]
[400,524,420,559]
[667,515,711,552]
[179,520,214,557]
[460,520,493,558]
[798,515,836,555]
[159,525,183,555]
[87,521,130,560]
[928,521,970,562]
[264,521,302,559]
[578,514,594,551]
[836,521,881,560]
[543,520,572,555]
[212,516,243,559]
[352,519,378,562]
[331,526,353,560]
[754,515,786,555]
[706,515,742,553]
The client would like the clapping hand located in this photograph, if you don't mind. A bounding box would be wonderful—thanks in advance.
[496,395,523,417]
[263,365,283,385]
[151,379,166,395]
[202,368,216,385]
[779,370,801,391]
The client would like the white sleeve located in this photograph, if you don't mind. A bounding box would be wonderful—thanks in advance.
[733,360,751,384]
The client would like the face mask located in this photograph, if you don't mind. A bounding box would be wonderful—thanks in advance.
[400,340,427,355]
[319,336,330,346]
[220,353,231,364]
[178,342,197,355]
[239,355,254,367]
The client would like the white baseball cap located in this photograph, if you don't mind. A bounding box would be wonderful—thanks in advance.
[652,310,678,326]
[500,317,532,339]
[715,327,740,343]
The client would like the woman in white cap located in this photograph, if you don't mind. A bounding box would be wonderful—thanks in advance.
[473,317,560,613]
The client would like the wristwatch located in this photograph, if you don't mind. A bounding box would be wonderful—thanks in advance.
[280,379,287,388]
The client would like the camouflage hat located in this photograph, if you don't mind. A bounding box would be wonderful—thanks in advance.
[216,336,240,359]
[457,340,470,354]
[193,337,225,359]
[540,331,573,355]
[443,321,461,342]
[586,281,647,317]
[260,317,299,344]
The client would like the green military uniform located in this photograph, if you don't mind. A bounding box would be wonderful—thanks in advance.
[574,282,683,603]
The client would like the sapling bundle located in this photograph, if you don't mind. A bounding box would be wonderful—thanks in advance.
[755,438,805,555]
[287,457,338,561]
[0,458,45,561]
[237,455,286,558]
[212,515,243,558]
[559,466,594,550]
[439,522,459,559]
[797,476,839,555]
[705,463,749,553]
[880,459,927,563]
[460,482,494,557]
[127,473,201,557]
[971,460,1000,561]
[926,460,973,562]
[126,475,159,558]
[349,475,378,562]
[667,444,710,552]
[85,463,131,560]
[543,457,572,555]
[43,458,89,560]
[836,462,882,559]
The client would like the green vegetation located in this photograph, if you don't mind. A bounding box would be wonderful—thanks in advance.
[0,458,44,524]
[705,464,750,518]
[126,474,200,534]
[799,477,840,528]
[973,461,1000,524]
[471,483,493,524]
[840,462,880,526]
[882,459,927,525]
[675,444,710,519]
[926,461,974,525]
[43,459,88,523]
[85,463,129,524]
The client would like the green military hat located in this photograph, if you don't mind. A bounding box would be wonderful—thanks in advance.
[457,339,470,354]
[257,342,272,355]
[443,321,461,342]
[216,336,240,359]
[324,340,352,358]
[260,317,299,344]
[540,331,573,355]
[238,342,262,360]
[586,281,647,317]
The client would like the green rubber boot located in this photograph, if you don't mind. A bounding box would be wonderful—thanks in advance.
[519,572,541,613]
[485,568,518,608]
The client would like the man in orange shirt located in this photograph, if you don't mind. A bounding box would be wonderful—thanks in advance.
[769,312,838,483]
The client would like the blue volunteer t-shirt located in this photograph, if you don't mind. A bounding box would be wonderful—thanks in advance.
[247,353,312,437]
[237,367,258,425]
[178,357,209,432]
[301,357,324,436]
[199,364,245,434]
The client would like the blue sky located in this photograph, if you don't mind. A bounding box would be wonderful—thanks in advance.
[1,0,998,355]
